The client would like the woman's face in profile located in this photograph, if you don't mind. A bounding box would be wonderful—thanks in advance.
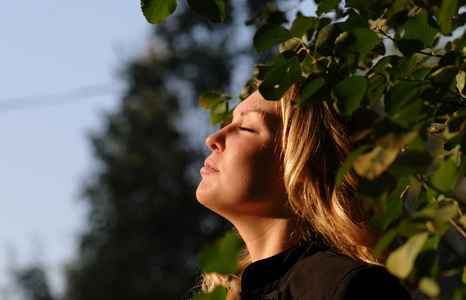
[196,91,287,220]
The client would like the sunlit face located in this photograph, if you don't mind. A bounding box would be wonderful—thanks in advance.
[196,91,287,220]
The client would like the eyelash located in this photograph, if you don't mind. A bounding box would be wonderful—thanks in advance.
[239,127,254,132]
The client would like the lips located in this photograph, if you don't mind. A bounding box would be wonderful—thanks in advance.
[200,159,219,174]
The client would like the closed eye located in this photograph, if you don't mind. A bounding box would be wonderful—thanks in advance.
[239,127,254,132]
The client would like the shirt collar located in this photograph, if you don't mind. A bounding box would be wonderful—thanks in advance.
[241,241,324,292]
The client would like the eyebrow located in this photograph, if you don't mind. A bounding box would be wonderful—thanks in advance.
[233,109,266,119]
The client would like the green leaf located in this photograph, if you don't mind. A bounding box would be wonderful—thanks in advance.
[388,151,432,176]
[259,56,301,100]
[363,74,387,106]
[371,55,399,74]
[298,73,340,103]
[198,231,244,274]
[334,27,380,70]
[253,24,292,53]
[386,231,430,279]
[438,0,458,35]
[385,55,418,80]
[332,75,367,116]
[399,10,439,55]
[459,215,466,228]
[297,77,326,104]
[141,0,177,24]
[370,177,409,231]
[290,16,318,39]
[393,97,430,129]
[199,90,224,109]
[384,81,420,116]
[430,65,459,91]
[373,229,398,260]
[337,27,380,57]
[411,205,458,223]
[456,71,466,96]
[279,38,303,54]
[193,286,228,300]
[335,144,372,187]
[339,13,370,31]
[187,0,226,23]
[210,101,229,126]
[316,24,343,56]
[346,0,392,18]
[430,156,460,194]
[317,0,342,16]
[374,118,417,148]
[358,173,397,214]
[419,277,440,298]
[408,67,432,80]
[460,153,466,176]
[353,146,399,180]
[299,55,315,78]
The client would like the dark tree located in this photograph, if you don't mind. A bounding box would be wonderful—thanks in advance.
[15,266,54,300]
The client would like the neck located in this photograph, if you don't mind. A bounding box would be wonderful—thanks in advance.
[232,216,300,262]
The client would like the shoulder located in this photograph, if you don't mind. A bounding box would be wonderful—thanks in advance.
[281,250,411,300]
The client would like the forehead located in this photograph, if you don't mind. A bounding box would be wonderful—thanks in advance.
[234,91,280,117]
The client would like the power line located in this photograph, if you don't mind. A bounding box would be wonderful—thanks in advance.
[0,83,120,113]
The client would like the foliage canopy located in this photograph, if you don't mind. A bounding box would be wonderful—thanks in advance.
[142,0,466,299]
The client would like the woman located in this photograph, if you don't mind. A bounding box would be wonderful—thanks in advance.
[196,83,411,299]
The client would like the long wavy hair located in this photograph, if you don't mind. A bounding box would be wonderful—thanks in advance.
[197,82,384,299]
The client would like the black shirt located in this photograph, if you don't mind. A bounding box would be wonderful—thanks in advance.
[239,242,411,300]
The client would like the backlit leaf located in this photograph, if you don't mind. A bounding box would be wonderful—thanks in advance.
[210,101,229,126]
[430,156,460,194]
[141,0,177,24]
[370,177,409,231]
[386,232,430,278]
[374,119,417,148]
[198,231,244,274]
[419,277,440,297]
[354,146,399,180]
[199,90,224,109]
[335,144,372,187]
[411,205,458,223]
[438,0,458,35]
[193,286,228,300]
[373,229,398,260]
[456,71,466,96]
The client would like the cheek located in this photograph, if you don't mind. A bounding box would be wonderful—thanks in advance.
[248,148,284,197]
[196,144,286,218]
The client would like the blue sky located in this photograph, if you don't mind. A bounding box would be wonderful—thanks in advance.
[0,1,152,296]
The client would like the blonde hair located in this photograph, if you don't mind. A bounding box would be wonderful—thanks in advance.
[279,83,382,263]
[197,83,384,298]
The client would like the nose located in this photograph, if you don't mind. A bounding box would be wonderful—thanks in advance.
[206,128,226,152]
